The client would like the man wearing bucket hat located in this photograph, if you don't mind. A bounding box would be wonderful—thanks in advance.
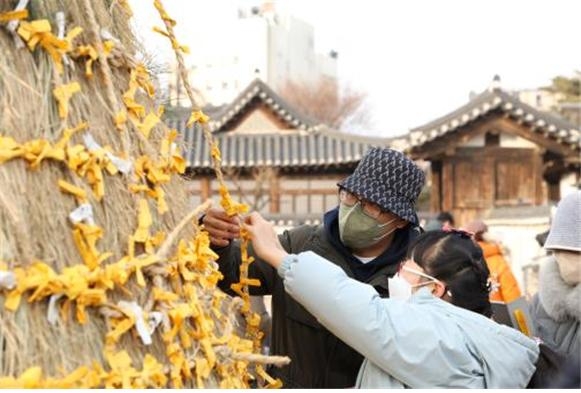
[531,191,580,359]
[202,147,425,388]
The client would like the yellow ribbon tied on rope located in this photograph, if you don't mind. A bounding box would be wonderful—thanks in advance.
[134,64,155,98]
[18,20,82,74]
[159,130,186,174]
[22,139,65,168]
[0,9,28,23]
[138,354,168,388]
[55,122,88,150]
[133,198,152,243]
[73,44,98,77]
[0,366,43,388]
[106,313,136,346]
[45,366,91,388]
[186,110,209,127]
[122,65,155,122]
[53,82,81,119]
[103,350,140,388]
[219,185,249,216]
[0,136,25,164]
[150,0,190,51]
[137,112,160,139]
[58,179,88,203]
[72,40,115,78]
[72,222,111,270]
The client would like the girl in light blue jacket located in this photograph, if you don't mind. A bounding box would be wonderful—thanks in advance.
[243,212,540,388]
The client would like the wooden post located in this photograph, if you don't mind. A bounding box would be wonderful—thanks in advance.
[430,161,442,213]
[441,161,454,212]
[200,177,211,200]
[270,175,281,214]
[476,153,493,212]
[533,152,544,205]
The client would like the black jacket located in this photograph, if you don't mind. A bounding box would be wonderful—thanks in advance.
[215,208,419,388]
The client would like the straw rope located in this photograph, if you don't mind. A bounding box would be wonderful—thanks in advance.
[0,0,290,387]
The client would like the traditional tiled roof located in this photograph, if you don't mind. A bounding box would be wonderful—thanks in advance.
[407,87,580,151]
[208,78,318,132]
[167,120,390,173]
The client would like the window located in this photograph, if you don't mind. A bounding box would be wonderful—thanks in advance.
[485,132,500,146]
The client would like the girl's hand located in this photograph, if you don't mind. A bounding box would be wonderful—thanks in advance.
[244,212,288,268]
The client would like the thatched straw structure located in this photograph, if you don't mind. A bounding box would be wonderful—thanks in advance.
[0,0,286,388]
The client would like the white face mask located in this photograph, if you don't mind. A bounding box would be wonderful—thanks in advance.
[387,274,412,301]
[388,267,449,301]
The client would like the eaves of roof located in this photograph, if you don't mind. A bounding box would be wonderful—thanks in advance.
[407,88,580,150]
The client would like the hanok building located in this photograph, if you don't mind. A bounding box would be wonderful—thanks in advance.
[406,85,580,226]
[167,79,392,225]
[404,84,580,296]
[172,78,579,294]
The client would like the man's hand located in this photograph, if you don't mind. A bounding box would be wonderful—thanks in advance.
[202,208,241,247]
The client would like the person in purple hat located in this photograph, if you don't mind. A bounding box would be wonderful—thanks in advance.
[201,147,425,388]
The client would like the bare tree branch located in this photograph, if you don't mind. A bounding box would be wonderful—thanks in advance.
[223,166,278,212]
[279,77,372,130]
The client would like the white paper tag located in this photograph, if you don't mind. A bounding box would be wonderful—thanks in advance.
[82,133,101,152]
[55,11,65,39]
[148,311,163,334]
[100,28,121,44]
[69,203,95,225]
[107,153,133,175]
[83,133,133,175]
[47,294,64,325]
[0,271,16,290]
[118,301,152,345]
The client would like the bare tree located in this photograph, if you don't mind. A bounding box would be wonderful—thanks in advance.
[279,77,372,131]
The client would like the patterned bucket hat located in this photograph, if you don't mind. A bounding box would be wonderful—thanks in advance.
[545,191,581,252]
[338,147,425,224]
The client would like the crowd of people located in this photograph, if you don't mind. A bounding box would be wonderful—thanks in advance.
[201,147,580,388]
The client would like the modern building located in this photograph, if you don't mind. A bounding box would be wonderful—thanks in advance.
[164,1,338,108]
[509,72,580,128]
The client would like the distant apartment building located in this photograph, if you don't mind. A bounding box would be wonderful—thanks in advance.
[516,88,563,112]
[164,1,338,107]
[513,85,580,128]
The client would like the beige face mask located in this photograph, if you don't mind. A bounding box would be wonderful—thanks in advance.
[554,250,581,285]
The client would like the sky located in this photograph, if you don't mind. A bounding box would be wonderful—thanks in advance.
[129,0,580,137]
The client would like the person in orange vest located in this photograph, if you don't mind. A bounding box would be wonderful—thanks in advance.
[463,220,522,303]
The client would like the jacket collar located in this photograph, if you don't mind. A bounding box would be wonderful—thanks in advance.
[323,207,418,282]
[539,256,581,322]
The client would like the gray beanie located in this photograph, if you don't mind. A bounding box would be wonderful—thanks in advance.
[544,191,581,252]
